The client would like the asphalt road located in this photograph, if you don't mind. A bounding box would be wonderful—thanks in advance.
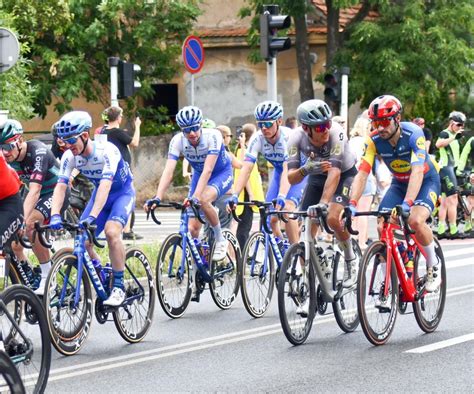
[38,237,473,393]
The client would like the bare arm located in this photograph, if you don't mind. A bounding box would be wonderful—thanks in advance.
[233,161,254,196]
[229,152,243,169]
[320,168,341,204]
[404,165,424,203]
[51,182,68,216]
[129,117,141,148]
[279,162,291,197]
[349,171,369,204]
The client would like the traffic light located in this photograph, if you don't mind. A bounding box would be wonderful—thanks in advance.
[259,10,291,61]
[324,72,341,109]
[118,60,141,99]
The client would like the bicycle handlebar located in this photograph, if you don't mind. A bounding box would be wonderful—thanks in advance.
[34,221,105,249]
[147,200,205,225]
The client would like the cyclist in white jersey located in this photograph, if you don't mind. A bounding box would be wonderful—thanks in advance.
[49,111,135,307]
[228,101,290,243]
[144,106,232,262]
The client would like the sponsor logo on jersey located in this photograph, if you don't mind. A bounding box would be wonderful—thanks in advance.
[390,159,411,173]
[429,191,438,205]
[416,136,426,150]
[289,146,298,156]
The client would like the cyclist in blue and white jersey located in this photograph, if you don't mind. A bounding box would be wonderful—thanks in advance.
[144,106,232,261]
[49,111,135,307]
[227,101,291,244]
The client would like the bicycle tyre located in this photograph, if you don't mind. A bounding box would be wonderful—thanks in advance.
[332,238,360,333]
[1,284,51,393]
[156,233,192,318]
[278,243,316,346]
[413,238,446,333]
[44,253,93,356]
[209,230,241,310]
[357,241,398,346]
[0,350,25,394]
[113,247,155,343]
[240,231,275,318]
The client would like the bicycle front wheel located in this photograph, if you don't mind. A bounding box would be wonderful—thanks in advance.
[278,243,316,346]
[44,253,93,356]
[357,241,398,346]
[113,247,155,343]
[240,231,275,318]
[1,284,51,393]
[413,238,447,333]
[0,350,25,394]
[332,239,360,333]
[209,230,240,309]
[156,233,192,318]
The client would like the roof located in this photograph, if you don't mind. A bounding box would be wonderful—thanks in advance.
[198,26,327,38]
[312,0,378,29]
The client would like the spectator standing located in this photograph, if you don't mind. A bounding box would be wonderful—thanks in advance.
[285,116,298,129]
[101,106,142,240]
[412,117,433,153]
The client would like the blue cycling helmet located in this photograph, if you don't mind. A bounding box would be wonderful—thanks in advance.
[176,106,203,128]
[55,111,92,139]
[254,101,283,121]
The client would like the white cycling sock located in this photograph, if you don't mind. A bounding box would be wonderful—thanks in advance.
[424,241,438,268]
[40,260,52,277]
[212,224,225,242]
[339,239,355,261]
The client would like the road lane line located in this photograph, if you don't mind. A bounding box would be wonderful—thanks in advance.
[405,333,474,353]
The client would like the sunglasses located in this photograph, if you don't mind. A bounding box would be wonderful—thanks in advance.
[57,135,82,147]
[371,117,394,129]
[302,121,331,134]
[224,134,232,138]
[181,124,201,134]
[0,143,16,152]
[257,121,275,129]
[454,122,464,127]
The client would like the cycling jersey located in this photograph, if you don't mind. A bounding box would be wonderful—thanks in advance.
[58,141,133,193]
[10,140,59,196]
[437,128,461,168]
[458,136,474,173]
[0,152,21,200]
[168,128,230,173]
[287,124,356,174]
[245,126,290,172]
[360,122,439,182]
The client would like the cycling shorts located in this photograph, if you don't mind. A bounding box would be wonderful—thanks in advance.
[35,189,70,221]
[379,176,440,213]
[439,166,457,197]
[0,193,24,250]
[286,177,308,207]
[189,166,233,200]
[81,184,135,236]
[300,167,357,211]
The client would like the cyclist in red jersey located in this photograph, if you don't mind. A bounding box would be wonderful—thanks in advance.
[0,149,23,250]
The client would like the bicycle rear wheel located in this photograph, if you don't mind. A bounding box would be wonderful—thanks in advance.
[1,285,51,393]
[44,253,93,356]
[113,247,155,343]
[0,350,25,394]
[278,243,316,346]
[413,238,446,333]
[357,241,398,346]
[240,231,275,318]
[156,233,192,318]
[209,230,240,309]
[332,239,360,333]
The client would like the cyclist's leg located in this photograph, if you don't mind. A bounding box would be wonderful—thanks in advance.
[285,178,307,244]
[300,175,325,238]
[266,168,284,238]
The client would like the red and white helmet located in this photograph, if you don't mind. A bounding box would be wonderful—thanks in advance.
[368,95,402,120]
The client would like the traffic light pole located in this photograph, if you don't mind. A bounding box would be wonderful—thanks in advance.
[267,58,277,102]
[108,57,119,107]
[340,67,350,132]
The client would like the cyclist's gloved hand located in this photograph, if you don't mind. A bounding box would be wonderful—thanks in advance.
[188,196,200,207]
[307,203,328,218]
[348,199,357,217]
[145,197,161,210]
[50,214,63,231]
[401,200,412,213]
[79,215,96,229]
[275,194,286,210]
[226,193,238,210]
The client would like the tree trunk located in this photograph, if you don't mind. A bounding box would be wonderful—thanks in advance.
[325,0,340,69]
[294,13,314,101]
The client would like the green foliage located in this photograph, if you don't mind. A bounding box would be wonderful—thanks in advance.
[2,0,201,118]
[336,0,474,123]
[0,11,36,119]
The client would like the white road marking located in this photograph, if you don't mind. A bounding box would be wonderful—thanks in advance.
[405,333,474,354]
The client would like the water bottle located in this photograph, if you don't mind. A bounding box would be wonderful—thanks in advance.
[316,246,330,278]
[103,263,112,291]
[405,251,414,278]
[91,259,106,284]
[201,241,210,264]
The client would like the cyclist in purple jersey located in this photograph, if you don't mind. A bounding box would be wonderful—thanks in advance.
[49,111,135,307]
[144,106,232,262]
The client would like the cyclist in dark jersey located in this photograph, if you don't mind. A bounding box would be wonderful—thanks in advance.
[288,99,359,292]
[349,95,441,293]
[457,135,474,234]
[435,111,467,238]
[0,119,68,295]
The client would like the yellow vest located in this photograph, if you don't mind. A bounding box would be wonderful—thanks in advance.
[234,148,265,215]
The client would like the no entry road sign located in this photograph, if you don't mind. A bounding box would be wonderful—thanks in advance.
[182,35,205,74]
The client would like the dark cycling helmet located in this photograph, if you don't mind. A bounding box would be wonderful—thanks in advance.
[176,106,203,128]
[296,99,332,126]
[55,111,92,139]
[254,101,283,121]
[449,111,466,124]
[368,95,402,119]
[0,119,23,144]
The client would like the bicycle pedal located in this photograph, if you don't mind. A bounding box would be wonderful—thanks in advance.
[191,293,200,303]
[374,305,391,313]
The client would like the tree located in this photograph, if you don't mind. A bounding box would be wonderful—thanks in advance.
[337,0,474,122]
[2,0,201,118]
